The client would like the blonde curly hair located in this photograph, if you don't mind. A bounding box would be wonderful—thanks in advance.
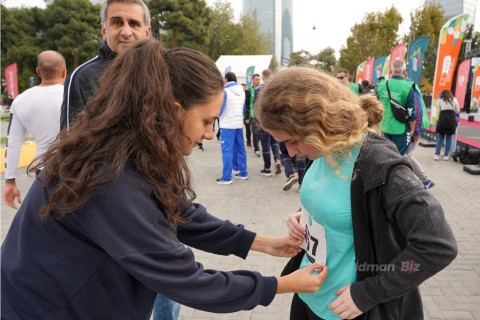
[255,67,383,174]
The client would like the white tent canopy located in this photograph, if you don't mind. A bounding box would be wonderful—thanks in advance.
[215,55,273,85]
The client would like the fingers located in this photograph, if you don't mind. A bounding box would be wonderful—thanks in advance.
[287,214,305,241]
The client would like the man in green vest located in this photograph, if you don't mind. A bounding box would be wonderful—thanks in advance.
[376,60,416,155]
[245,73,261,157]
[336,69,360,95]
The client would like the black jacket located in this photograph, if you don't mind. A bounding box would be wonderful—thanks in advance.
[284,134,457,319]
[1,164,277,319]
[60,42,117,129]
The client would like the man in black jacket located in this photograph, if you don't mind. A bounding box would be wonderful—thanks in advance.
[58,1,179,320]
[60,0,151,129]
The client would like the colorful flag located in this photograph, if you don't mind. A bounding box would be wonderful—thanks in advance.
[372,55,387,86]
[5,63,18,100]
[431,14,469,124]
[363,57,375,85]
[245,66,255,88]
[382,55,391,80]
[455,59,471,109]
[470,59,480,112]
[355,61,365,84]
[389,43,407,78]
[407,37,430,85]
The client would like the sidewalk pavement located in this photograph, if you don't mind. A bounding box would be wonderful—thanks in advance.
[1,137,479,320]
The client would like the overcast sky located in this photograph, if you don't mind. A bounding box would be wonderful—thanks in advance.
[4,0,480,56]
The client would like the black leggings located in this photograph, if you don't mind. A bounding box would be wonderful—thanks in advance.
[290,294,325,320]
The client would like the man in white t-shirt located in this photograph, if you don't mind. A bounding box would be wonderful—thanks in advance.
[3,50,66,209]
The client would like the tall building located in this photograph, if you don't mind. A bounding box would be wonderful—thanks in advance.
[243,0,293,64]
[427,0,477,23]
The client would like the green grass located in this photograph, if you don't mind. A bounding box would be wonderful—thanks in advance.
[1,137,7,144]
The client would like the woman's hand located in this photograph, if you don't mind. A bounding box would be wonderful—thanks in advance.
[328,285,362,319]
[277,264,328,293]
[287,211,305,241]
[250,235,302,257]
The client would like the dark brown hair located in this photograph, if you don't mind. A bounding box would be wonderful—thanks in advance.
[32,39,223,226]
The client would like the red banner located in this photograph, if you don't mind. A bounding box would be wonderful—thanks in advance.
[389,43,407,77]
[455,59,471,109]
[5,63,18,100]
[363,56,375,84]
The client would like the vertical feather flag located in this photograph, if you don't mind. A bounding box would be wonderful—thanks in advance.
[406,37,430,86]
[431,14,469,124]
[455,59,471,109]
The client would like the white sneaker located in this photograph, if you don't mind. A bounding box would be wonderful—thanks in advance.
[232,170,240,175]
[443,155,449,161]
[434,155,439,161]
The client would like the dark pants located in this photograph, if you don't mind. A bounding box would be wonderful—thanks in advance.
[258,127,280,169]
[244,118,252,145]
[290,294,325,320]
[251,118,260,152]
[280,142,306,184]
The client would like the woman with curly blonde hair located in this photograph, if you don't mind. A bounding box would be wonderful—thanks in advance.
[256,67,457,320]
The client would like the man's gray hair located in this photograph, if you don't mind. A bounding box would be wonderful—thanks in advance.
[392,59,406,74]
[100,0,151,27]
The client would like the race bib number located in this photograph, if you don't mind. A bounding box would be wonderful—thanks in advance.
[299,206,327,265]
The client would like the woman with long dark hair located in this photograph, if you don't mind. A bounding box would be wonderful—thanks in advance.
[1,40,327,319]
[434,89,460,160]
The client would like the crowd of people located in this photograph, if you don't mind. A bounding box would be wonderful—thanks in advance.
[2,0,458,319]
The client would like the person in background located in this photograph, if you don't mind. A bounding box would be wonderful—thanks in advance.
[216,71,248,184]
[254,69,281,176]
[255,67,457,320]
[336,69,360,95]
[1,40,328,320]
[3,51,66,209]
[245,74,262,156]
[376,60,416,156]
[434,89,460,161]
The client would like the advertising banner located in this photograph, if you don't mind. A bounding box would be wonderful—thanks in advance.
[431,14,469,123]
[407,37,430,85]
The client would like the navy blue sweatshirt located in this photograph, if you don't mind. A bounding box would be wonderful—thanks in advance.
[1,164,277,319]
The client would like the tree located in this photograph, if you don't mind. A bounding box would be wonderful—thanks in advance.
[338,6,403,76]
[1,6,43,92]
[313,47,337,73]
[42,0,101,71]
[149,0,210,48]
[201,1,270,60]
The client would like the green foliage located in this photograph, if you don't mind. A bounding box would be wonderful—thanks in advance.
[338,6,403,76]
[289,48,337,73]
[149,0,210,48]
[197,1,270,60]
[42,0,102,71]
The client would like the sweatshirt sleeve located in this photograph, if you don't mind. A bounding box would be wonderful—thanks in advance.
[350,164,458,312]
[177,203,256,258]
[71,172,277,313]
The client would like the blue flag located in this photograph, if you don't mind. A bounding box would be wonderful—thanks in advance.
[371,55,387,86]
[407,37,430,86]
[245,66,255,88]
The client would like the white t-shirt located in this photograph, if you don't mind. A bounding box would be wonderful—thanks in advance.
[5,84,64,179]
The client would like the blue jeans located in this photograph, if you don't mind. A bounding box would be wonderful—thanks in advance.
[258,128,280,169]
[435,133,453,156]
[153,294,180,320]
